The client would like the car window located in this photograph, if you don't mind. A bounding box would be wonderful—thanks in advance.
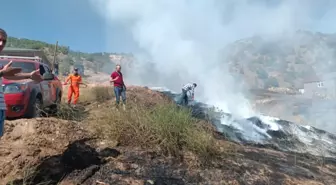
[0,60,36,73]
[39,64,46,75]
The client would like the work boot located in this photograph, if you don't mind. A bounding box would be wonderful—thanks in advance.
[122,103,126,111]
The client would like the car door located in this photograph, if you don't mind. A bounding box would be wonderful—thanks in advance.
[44,65,57,103]
[39,64,52,106]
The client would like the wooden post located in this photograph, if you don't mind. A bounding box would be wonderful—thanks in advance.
[52,41,58,71]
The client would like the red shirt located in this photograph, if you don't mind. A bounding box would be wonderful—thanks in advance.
[111,71,125,87]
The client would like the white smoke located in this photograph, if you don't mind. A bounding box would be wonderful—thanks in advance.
[89,0,334,120]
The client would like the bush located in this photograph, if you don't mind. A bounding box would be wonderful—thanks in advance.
[55,103,87,121]
[89,102,219,158]
[89,86,113,103]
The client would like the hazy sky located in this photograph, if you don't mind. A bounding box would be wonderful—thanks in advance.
[1,0,336,53]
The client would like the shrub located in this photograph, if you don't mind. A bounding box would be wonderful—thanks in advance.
[89,102,219,158]
[87,86,113,103]
[54,104,87,121]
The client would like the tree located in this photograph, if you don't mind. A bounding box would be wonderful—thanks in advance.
[6,37,69,55]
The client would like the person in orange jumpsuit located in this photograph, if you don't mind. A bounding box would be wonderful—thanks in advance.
[64,68,82,105]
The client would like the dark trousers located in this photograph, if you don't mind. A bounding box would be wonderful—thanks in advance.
[114,86,126,105]
[181,89,188,106]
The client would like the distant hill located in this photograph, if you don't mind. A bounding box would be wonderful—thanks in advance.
[6,31,336,90]
[4,36,132,75]
[225,30,336,89]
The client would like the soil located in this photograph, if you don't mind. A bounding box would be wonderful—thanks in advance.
[0,87,335,185]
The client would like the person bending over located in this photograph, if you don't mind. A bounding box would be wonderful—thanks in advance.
[181,82,197,106]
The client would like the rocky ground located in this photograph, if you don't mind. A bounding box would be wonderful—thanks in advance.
[0,86,335,185]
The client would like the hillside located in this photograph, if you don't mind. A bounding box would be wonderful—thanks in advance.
[6,31,336,90]
[1,34,336,184]
[226,30,336,89]
[5,37,132,75]
[0,86,335,185]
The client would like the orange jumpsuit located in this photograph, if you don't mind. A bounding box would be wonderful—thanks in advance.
[65,74,82,104]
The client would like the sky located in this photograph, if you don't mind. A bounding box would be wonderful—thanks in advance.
[1,0,336,53]
[0,0,137,53]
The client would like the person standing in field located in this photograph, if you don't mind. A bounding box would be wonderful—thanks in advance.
[110,64,126,110]
[64,68,83,106]
[0,28,43,138]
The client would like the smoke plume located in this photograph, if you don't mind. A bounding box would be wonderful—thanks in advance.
[89,0,336,122]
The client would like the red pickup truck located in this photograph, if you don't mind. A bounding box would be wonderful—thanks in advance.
[0,56,63,118]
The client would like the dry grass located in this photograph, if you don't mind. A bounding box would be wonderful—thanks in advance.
[52,85,220,159]
[54,104,86,121]
[90,103,219,158]
[77,86,221,159]
[56,86,113,120]
[61,85,113,103]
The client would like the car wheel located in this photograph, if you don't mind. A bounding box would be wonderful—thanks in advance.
[49,93,61,115]
[25,96,43,118]
[34,98,43,117]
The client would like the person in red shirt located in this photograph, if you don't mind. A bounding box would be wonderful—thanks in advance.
[110,64,126,109]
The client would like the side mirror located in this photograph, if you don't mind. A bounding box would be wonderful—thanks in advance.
[43,73,55,81]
